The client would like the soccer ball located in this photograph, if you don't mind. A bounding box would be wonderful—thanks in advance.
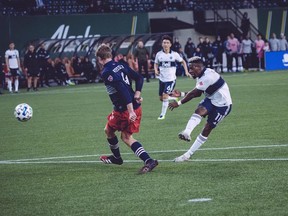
[14,103,33,122]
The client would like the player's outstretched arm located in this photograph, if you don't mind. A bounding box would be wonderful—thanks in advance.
[168,88,203,110]
[181,60,192,78]
[169,89,183,97]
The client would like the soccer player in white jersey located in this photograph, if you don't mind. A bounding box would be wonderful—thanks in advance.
[5,42,21,93]
[154,35,190,120]
[168,56,232,162]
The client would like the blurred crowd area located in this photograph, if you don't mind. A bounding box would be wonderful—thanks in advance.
[0,0,287,16]
[0,30,287,93]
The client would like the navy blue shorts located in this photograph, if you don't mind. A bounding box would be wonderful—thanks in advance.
[7,68,19,77]
[199,98,232,128]
[158,80,176,96]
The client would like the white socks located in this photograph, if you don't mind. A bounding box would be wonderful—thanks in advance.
[184,134,207,158]
[160,98,169,116]
[14,79,19,92]
[183,113,202,135]
[7,79,12,92]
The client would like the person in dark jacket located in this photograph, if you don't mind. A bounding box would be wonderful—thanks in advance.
[24,45,39,91]
[184,37,195,58]
[37,43,50,87]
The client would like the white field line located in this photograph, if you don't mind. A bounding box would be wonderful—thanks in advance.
[0,144,288,164]
[1,144,288,163]
[7,82,286,96]
[188,198,212,203]
[1,158,288,165]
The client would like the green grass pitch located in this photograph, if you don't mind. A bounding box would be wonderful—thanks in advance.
[0,71,288,216]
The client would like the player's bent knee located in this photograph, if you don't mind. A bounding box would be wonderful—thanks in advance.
[195,106,208,116]
[121,132,136,146]
[104,125,115,137]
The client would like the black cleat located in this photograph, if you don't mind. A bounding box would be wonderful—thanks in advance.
[100,155,123,165]
[178,131,191,142]
[139,159,158,174]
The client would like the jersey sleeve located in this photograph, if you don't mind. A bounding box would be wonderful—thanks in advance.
[154,52,160,64]
[4,51,8,58]
[125,66,143,92]
[174,52,183,62]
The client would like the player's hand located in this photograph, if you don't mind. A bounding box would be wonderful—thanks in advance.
[155,70,159,76]
[186,73,192,78]
[169,89,181,97]
[129,111,137,122]
[168,101,179,111]
[135,97,143,104]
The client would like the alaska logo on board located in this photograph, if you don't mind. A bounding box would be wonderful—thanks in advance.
[51,25,100,39]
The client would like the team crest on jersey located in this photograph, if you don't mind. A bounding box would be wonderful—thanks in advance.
[107,75,113,82]
[199,81,204,86]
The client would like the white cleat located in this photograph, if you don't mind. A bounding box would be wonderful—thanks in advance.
[173,154,190,162]
[178,131,191,142]
[157,115,165,120]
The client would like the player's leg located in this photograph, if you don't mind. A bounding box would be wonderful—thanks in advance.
[27,74,32,91]
[175,104,232,162]
[33,76,39,91]
[158,81,176,120]
[100,111,123,165]
[14,77,19,93]
[121,131,158,174]
[100,124,123,165]
[7,75,13,93]
[178,98,211,141]
[143,61,149,82]
[175,123,212,162]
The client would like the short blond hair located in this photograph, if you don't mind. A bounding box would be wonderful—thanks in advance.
[96,44,112,60]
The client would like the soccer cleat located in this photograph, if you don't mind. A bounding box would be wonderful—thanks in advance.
[66,80,75,86]
[138,159,158,174]
[178,131,191,142]
[157,115,165,120]
[100,155,123,165]
[173,154,190,162]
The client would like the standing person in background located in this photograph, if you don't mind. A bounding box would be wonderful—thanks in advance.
[197,37,205,55]
[269,33,280,51]
[96,44,158,174]
[134,41,150,82]
[202,37,213,68]
[240,12,250,37]
[279,33,288,51]
[5,42,20,93]
[172,37,181,52]
[212,35,224,73]
[241,35,253,71]
[226,33,240,72]
[154,35,190,120]
[254,34,265,71]
[184,37,195,59]
[24,45,39,91]
[37,43,50,87]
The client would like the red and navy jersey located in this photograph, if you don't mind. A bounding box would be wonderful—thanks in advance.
[101,60,143,112]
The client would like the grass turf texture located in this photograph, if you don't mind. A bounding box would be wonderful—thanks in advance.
[0,71,288,216]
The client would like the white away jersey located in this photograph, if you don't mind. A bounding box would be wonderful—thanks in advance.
[5,49,20,69]
[196,68,232,107]
[155,50,183,82]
